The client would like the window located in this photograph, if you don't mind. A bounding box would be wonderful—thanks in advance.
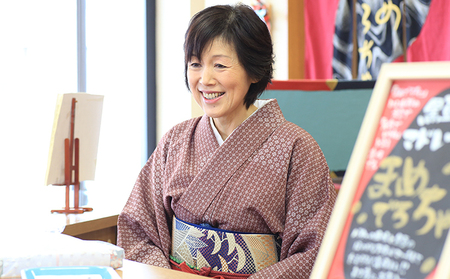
[0,0,146,219]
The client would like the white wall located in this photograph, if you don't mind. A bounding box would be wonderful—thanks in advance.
[155,0,288,141]
[155,0,193,141]
[268,0,288,80]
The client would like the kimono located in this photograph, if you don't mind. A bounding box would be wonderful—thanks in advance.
[117,99,337,279]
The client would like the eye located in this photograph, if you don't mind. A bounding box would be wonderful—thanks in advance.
[189,62,201,68]
[215,63,227,69]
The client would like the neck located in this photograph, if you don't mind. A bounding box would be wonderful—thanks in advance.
[213,104,257,140]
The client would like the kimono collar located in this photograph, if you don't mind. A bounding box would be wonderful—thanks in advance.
[210,99,273,146]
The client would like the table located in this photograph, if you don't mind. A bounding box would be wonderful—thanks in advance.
[59,208,119,244]
[55,208,204,278]
[117,260,205,279]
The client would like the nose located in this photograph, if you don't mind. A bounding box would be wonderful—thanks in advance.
[200,66,215,86]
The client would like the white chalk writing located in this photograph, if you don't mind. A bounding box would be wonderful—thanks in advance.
[403,94,450,151]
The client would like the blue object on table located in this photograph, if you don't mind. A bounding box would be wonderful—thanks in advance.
[21,266,121,279]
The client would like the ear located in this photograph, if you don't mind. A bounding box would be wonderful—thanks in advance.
[250,77,260,84]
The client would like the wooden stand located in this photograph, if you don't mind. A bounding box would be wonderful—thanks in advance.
[52,98,93,214]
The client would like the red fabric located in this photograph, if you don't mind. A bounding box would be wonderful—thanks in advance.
[170,259,250,279]
[407,0,450,62]
[304,0,340,79]
[395,0,450,63]
[267,79,336,91]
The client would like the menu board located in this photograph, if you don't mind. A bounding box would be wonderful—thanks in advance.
[310,62,450,279]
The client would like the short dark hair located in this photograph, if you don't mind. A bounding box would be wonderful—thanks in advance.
[184,4,274,109]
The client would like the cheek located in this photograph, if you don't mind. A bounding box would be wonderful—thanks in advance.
[187,72,197,90]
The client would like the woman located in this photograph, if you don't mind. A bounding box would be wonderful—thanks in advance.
[118,4,337,279]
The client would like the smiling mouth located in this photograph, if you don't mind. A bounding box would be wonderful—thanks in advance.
[202,92,225,100]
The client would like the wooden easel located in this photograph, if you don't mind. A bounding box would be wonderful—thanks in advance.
[51,98,93,214]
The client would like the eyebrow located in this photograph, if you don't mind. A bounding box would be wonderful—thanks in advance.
[189,54,232,61]
[211,54,232,59]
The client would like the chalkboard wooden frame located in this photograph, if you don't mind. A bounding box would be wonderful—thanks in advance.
[311,61,450,279]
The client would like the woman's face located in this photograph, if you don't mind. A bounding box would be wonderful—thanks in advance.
[188,38,254,122]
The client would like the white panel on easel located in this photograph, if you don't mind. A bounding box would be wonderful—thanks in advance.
[45,93,104,186]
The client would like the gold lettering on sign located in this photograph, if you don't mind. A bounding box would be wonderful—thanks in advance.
[366,155,450,238]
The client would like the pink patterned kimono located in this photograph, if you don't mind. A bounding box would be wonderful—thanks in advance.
[117,99,337,278]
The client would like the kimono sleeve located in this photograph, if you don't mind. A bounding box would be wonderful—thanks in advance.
[250,132,337,279]
[117,131,172,268]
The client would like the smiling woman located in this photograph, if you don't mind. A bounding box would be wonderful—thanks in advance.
[184,4,273,141]
[117,4,337,279]
[188,39,257,140]
[184,4,273,109]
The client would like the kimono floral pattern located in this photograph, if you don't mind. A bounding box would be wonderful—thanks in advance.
[171,216,281,274]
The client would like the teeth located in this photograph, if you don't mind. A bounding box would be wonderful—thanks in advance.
[202,92,224,100]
